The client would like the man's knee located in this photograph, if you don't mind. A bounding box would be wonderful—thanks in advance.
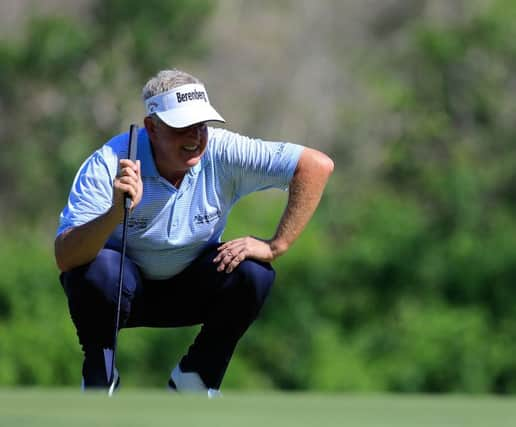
[234,260,275,311]
[62,249,125,304]
[61,249,139,347]
[60,250,129,330]
[83,250,123,300]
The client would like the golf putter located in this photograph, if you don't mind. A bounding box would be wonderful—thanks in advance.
[108,124,139,396]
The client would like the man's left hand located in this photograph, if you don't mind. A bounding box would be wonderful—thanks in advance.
[214,237,274,273]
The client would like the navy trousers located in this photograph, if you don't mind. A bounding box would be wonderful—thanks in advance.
[60,245,275,389]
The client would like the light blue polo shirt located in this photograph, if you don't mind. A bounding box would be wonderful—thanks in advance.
[57,127,303,279]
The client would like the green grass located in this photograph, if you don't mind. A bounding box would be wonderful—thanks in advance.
[1,389,516,427]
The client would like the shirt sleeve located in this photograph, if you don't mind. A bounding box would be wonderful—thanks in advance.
[56,149,116,237]
[209,128,304,200]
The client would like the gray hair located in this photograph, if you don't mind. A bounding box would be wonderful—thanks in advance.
[142,69,202,101]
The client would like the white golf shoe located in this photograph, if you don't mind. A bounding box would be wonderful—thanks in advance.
[168,364,222,398]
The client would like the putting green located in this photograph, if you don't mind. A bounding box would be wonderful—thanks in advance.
[1,389,515,427]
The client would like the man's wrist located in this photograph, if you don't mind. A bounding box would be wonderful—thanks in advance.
[269,239,289,259]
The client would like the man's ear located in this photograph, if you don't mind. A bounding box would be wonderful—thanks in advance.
[143,116,155,136]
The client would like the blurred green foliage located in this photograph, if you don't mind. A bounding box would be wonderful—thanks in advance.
[2,0,516,394]
[0,0,213,226]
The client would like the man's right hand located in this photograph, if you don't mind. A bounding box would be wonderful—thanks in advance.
[113,159,143,218]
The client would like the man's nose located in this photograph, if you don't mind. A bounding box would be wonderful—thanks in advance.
[187,125,201,139]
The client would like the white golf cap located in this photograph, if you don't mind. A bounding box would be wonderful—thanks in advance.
[144,83,225,128]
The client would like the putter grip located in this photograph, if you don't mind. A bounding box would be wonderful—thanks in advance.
[125,124,139,209]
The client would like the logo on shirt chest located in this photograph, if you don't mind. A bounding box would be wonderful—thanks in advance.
[194,209,221,225]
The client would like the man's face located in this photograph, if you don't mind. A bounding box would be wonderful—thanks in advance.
[145,116,208,172]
